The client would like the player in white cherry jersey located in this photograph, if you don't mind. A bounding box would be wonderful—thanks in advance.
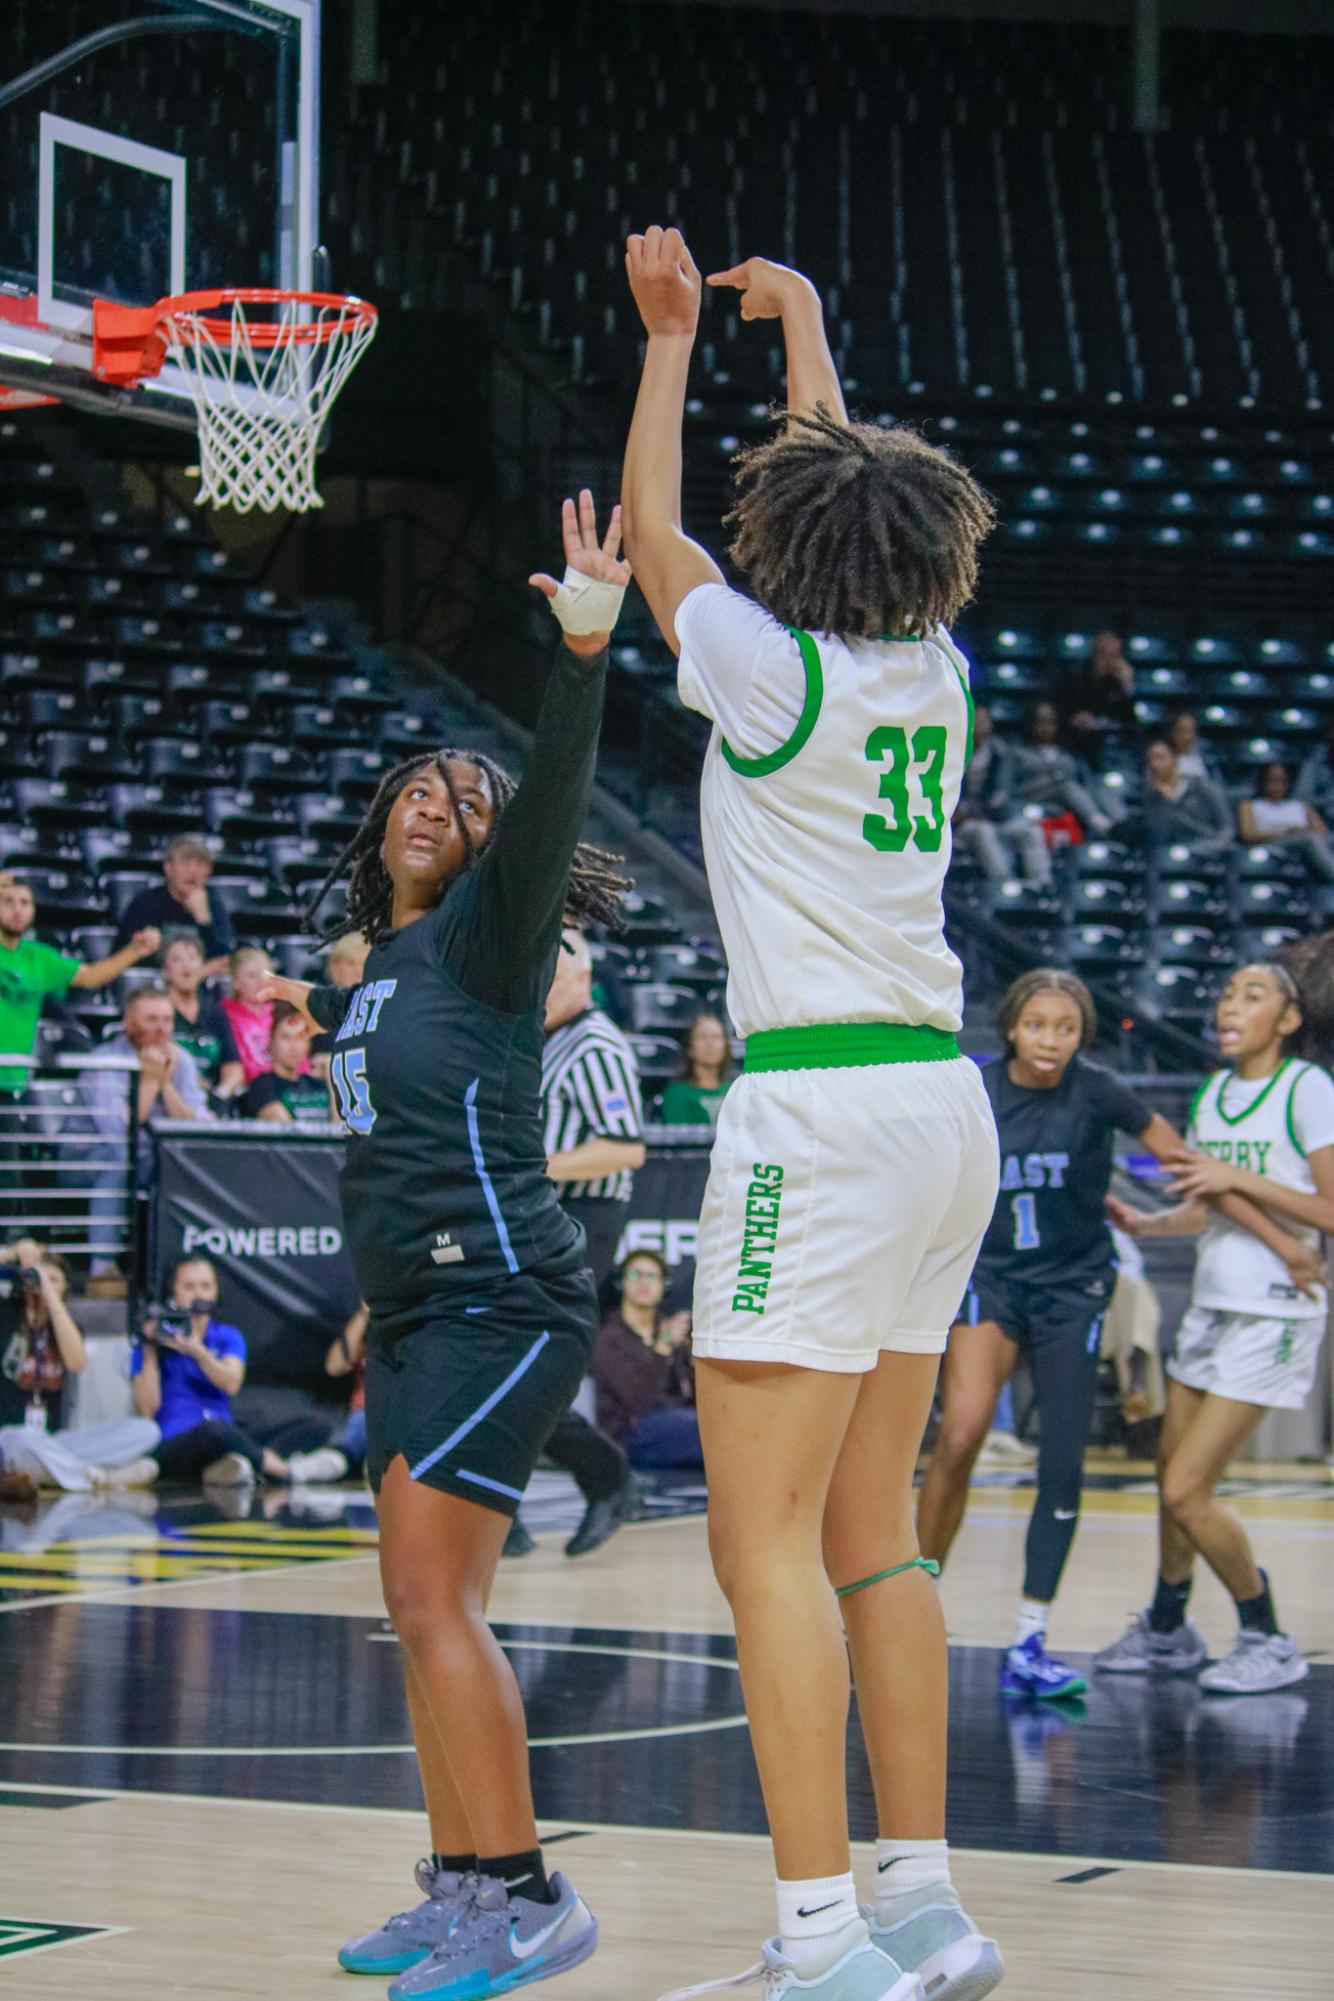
[623,229,1002,2001]
[1098,946,1334,1697]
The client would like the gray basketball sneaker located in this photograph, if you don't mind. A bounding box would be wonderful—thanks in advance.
[338,1859,470,1975]
[866,1885,1003,2001]
[1092,1611,1207,1675]
[1199,1630,1309,1695]
[388,1872,597,1999]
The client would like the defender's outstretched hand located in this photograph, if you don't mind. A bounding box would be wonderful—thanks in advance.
[625,227,702,339]
[529,491,631,657]
[706,256,817,321]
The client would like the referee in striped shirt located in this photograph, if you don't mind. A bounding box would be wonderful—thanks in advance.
[504,927,645,1561]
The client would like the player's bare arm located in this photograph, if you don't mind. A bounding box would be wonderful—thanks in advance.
[706,256,848,424]
[621,225,724,655]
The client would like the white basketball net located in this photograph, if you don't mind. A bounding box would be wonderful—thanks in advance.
[159,296,378,515]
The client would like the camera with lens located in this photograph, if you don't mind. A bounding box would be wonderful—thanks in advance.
[151,1306,192,1343]
[18,1267,43,1292]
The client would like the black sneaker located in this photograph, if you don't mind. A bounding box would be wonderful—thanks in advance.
[502,1515,536,1558]
[564,1477,633,1559]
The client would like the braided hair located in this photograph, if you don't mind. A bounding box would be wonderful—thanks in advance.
[305,747,631,946]
[725,405,996,639]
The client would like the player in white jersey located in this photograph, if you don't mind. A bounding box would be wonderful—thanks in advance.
[622,227,1002,2001]
[1097,949,1334,1695]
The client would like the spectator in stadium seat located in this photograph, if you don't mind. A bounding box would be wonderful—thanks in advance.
[84,986,214,1280]
[657,1010,736,1126]
[951,704,1052,885]
[0,872,161,1096]
[1167,710,1225,788]
[1009,700,1109,834]
[1118,739,1235,856]
[163,934,244,1103]
[0,1241,159,1491]
[1060,629,1136,766]
[112,835,233,976]
[1238,762,1334,881]
[308,932,369,1079]
[593,1249,701,1468]
[241,1002,334,1123]
[220,946,278,1082]
[1295,719,1334,825]
[132,1254,347,1488]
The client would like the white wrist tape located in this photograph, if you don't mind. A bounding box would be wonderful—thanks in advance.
[547,567,627,637]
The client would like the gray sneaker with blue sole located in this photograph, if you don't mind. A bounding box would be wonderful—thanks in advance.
[388,1872,598,2000]
[338,1860,470,1975]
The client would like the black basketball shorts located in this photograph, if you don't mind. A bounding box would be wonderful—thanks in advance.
[959,1266,1111,1357]
[363,1263,597,1515]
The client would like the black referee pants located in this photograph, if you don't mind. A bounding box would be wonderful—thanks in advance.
[539,1196,631,1502]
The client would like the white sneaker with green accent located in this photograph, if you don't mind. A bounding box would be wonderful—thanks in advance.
[866,1886,1003,2001]
[660,1918,923,2001]
[1199,1629,1309,1695]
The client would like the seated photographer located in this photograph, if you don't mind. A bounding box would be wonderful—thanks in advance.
[593,1250,701,1469]
[241,1003,334,1124]
[0,1238,159,1492]
[132,1254,348,1489]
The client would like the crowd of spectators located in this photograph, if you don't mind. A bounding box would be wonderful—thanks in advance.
[954,629,1334,891]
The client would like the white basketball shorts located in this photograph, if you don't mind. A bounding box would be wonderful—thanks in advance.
[1167,1305,1325,1411]
[690,1054,999,1372]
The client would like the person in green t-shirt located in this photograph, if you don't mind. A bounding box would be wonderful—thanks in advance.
[656,1008,735,1127]
[0,874,161,1094]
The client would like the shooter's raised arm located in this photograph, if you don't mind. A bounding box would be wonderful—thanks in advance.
[621,226,725,655]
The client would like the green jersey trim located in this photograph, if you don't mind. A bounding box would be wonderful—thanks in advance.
[936,630,976,768]
[1285,1062,1313,1157]
[721,625,824,778]
[744,1021,960,1072]
[1215,1057,1292,1127]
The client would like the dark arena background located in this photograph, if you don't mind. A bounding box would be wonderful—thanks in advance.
[0,2,1332,1997]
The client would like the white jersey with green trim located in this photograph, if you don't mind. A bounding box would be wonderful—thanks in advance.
[1187,1057,1334,1321]
[674,582,971,1039]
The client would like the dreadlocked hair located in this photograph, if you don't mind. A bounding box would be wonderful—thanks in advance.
[724,405,997,639]
[1269,930,1334,1065]
[304,748,633,946]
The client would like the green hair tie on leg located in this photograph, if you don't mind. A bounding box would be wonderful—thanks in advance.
[835,1556,941,1600]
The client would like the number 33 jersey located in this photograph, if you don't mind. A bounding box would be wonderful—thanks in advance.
[675,582,972,1039]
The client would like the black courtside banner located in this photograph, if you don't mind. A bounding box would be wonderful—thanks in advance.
[151,1126,715,1368]
[151,1124,360,1379]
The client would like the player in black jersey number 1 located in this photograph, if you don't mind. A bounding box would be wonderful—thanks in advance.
[259,493,631,2001]
[916,969,1298,1702]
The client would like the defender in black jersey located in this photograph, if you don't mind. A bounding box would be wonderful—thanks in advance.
[918,970,1179,1701]
[261,492,630,1997]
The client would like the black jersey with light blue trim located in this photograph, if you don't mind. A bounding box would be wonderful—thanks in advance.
[973,1054,1154,1287]
[306,647,607,1327]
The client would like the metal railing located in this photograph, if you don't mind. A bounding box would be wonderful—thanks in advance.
[0,1055,138,1264]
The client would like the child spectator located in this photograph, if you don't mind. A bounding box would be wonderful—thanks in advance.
[221,947,278,1082]
[241,1003,333,1123]
[132,1254,347,1488]
[163,934,244,1101]
[657,1010,735,1127]
[593,1250,700,1468]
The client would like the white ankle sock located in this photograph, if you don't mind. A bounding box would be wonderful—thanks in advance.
[873,1839,951,1903]
[776,1872,858,1964]
[1011,1597,1048,1648]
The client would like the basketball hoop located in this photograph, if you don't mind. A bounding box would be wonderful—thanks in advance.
[92,289,378,514]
